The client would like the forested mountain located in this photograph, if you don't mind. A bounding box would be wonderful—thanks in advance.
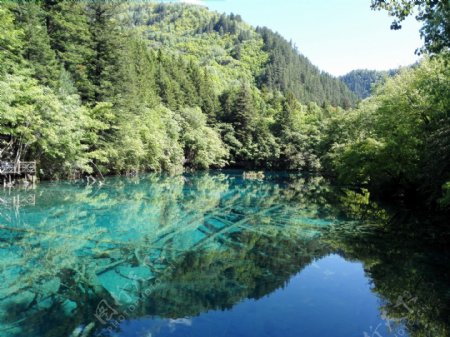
[1,1,449,209]
[339,69,398,99]
[0,1,353,178]
[257,27,356,107]
[127,4,357,107]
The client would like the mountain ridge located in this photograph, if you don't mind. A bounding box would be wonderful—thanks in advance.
[339,68,399,99]
[127,3,357,107]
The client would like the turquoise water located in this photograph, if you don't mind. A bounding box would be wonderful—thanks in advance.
[0,171,448,337]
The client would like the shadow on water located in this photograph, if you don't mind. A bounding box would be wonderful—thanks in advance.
[323,189,450,337]
[0,171,448,337]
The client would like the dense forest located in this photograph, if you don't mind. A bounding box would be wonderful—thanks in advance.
[339,69,398,99]
[0,1,449,210]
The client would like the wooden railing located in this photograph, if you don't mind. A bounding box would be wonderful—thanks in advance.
[0,194,36,207]
[0,161,36,175]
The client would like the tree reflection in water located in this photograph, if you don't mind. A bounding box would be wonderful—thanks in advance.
[0,171,448,337]
[323,188,450,337]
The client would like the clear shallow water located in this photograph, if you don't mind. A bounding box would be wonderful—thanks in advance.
[0,171,448,337]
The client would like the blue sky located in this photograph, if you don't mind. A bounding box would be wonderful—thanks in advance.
[180,0,422,76]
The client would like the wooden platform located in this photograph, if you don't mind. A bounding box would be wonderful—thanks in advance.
[1,161,36,186]
[0,161,36,175]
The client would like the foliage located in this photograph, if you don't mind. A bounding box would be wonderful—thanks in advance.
[219,83,280,168]
[257,27,358,107]
[176,107,229,169]
[0,6,24,74]
[339,68,398,99]
[0,1,448,209]
[44,0,95,101]
[440,182,450,208]
[371,0,450,54]
[274,93,322,171]
[0,73,89,178]
[324,56,450,206]
[113,105,185,174]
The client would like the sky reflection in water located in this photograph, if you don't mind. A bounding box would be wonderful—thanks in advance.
[112,254,395,337]
[0,171,448,337]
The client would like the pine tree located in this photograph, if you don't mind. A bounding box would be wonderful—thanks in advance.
[86,2,124,103]
[0,6,24,75]
[11,2,60,87]
[43,0,95,101]
[120,40,159,112]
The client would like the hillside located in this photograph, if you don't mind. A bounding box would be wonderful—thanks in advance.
[126,3,357,107]
[0,1,354,178]
[340,69,398,99]
[1,1,448,210]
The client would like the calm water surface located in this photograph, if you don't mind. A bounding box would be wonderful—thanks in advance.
[0,171,448,337]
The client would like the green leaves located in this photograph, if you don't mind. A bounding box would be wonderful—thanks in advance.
[177,107,229,169]
[440,182,450,209]
[1,0,447,214]
[326,55,450,205]
[257,27,358,107]
[0,73,89,178]
[0,6,24,74]
[371,0,450,54]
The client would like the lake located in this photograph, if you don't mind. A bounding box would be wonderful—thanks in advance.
[0,171,448,337]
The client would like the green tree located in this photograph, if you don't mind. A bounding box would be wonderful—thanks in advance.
[371,0,450,54]
[83,102,117,173]
[113,106,184,174]
[0,6,24,75]
[10,2,60,87]
[275,93,321,171]
[176,107,229,169]
[43,0,95,101]
[0,73,89,178]
[220,84,258,165]
[86,2,124,102]
[119,39,159,112]
[328,56,450,206]
[220,83,280,167]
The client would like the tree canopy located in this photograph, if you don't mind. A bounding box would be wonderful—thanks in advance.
[339,69,398,99]
[371,0,450,54]
[0,1,449,209]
